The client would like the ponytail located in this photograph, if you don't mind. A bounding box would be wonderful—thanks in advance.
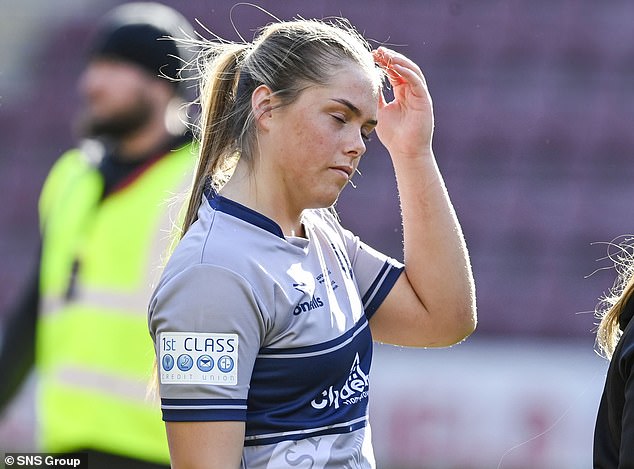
[181,44,251,234]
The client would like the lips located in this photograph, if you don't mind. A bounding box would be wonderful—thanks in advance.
[330,165,354,178]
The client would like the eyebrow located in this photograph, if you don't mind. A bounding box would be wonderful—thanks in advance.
[330,98,378,126]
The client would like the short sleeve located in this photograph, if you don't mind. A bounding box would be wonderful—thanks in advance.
[148,263,266,422]
[342,231,404,319]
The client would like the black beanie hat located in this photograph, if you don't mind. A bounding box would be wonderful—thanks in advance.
[88,2,193,93]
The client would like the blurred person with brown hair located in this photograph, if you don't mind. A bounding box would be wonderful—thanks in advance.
[0,3,195,468]
[594,239,634,467]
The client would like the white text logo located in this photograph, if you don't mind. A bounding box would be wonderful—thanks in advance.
[310,353,369,410]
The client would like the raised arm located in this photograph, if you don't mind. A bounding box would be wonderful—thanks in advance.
[369,47,476,348]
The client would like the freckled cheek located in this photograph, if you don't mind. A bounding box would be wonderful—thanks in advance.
[287,121,307,145]
[285,114,337,160]
[292,126,328,153]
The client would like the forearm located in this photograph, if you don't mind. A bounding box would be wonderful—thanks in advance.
[371,46,476,344]
[166,421,244,469]
[393,149,476,337]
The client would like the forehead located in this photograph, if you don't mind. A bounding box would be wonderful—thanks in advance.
[331,61,380,92]
[87,57,151,79]
[309,62,380,115]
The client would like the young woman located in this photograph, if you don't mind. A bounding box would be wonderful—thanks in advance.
[594,242,634,467]
[148,17,476,468]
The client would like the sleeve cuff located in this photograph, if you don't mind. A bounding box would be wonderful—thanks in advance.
[161,398,247,422]
[362,262,404,320]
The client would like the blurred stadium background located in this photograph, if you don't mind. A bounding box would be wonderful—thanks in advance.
[3,0,633,467]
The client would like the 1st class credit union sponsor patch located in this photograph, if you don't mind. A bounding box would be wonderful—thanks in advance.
[160,332,238,385]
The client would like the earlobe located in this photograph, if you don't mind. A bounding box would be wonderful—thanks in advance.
[251,84,274,127]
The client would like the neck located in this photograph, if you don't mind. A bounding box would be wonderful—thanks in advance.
[220,160,305,237]
[117,119,173,161]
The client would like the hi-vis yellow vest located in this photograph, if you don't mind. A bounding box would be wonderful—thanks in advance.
[35,141,195,464]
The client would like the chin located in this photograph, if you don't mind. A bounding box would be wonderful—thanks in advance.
[301,183,346,210]
[313,192,342,210]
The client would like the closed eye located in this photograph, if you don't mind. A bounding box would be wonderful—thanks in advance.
[332,115,372,141]
[332,115,346,124]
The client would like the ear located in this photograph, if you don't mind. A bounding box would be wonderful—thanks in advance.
[251,84,275,130]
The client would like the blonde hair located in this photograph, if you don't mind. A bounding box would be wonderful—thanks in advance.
[595,238,634,359]
[180,17,383,234]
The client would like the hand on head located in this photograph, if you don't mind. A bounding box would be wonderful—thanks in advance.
[372,47,434,157]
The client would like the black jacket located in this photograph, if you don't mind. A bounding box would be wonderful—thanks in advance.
[594,297,634,468]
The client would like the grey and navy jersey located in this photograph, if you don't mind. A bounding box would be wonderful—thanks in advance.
[148,190,404,468]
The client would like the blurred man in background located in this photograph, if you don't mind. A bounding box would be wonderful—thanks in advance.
[0,3,195,468]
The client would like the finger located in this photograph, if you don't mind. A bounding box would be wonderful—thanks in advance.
[383,64,408,87]
[391,63,428,96]
[373,52,406,88]
[375,47,423,77]
[373,47,424,83]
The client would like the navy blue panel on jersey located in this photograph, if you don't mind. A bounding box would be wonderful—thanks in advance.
[244,318,372,446]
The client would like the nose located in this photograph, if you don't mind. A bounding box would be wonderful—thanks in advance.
[346,129,366,159]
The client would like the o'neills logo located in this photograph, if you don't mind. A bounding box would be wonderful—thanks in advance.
[310,353,369,410]
[293,295,324,315]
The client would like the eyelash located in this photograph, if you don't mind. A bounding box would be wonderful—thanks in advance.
[332,115,372,141]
